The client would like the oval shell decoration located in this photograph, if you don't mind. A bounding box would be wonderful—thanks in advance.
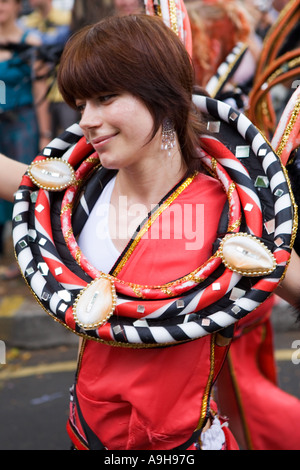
[28,158,75,191]
[73,275,117,330]
[219,233,277,276]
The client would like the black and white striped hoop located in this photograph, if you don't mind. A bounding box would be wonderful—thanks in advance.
[12,96,296,347]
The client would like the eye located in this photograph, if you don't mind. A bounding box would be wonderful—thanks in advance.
[97,94,117,104]
[75,100,86,114]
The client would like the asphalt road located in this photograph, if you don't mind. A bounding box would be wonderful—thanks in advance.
[0,329,299,451]
[0,345,77,451]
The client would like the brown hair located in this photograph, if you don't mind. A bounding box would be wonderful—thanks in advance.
[57,14,206,172]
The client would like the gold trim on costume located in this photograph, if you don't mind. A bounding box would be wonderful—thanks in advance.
[112,172,197,276]
[195,334,216,433]
[168,0,179,36]
[276,97,300,158]
[209,43,248,99]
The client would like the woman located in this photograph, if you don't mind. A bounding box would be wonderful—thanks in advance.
[0,0,50,272]
[56,14,233,450]
[12,13,300,450]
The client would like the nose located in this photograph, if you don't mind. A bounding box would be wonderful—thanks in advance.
[79,101,103,132]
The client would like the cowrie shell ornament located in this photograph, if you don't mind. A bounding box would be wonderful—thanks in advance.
[27,158,75,191]
[73,275,117,330]
[219,233,277,276]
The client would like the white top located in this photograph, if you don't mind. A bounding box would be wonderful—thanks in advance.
[77,176,120,273]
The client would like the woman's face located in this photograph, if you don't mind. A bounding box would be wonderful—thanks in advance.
[76,92,161,171]
[0,0,20,24]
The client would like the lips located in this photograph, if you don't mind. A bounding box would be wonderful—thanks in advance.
[91,133,117,149]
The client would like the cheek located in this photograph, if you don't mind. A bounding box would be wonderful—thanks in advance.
[123,119,154,150]
[113,97,154,144]
[129,111,154,143]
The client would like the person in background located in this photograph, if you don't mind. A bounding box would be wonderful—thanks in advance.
[0,0,50,277]
[19,0,79,138]
[185,0,256,90]
[20,0,70,45]
[69,0,114,33]
[69,0,144,34]
[113,0,143,16]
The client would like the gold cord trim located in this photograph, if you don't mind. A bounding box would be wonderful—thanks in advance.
[195,334,216,432]
[112,172,197,277]
[168,0,179,36]
[276,97,300,158]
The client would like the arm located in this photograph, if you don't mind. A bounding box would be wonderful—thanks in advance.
[0,153,27,202]
[275,249,300,311]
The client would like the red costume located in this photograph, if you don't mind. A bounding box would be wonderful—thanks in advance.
[67,172,238,450]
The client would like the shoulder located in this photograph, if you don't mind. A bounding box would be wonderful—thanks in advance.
[179,171,227,212]
[193,172,225,197]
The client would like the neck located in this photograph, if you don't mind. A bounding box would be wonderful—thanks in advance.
[115,148,187,209]
[0,20,20,39]
[109,145,188,253]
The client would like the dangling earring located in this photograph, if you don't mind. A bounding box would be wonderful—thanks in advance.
[161,119,176,157]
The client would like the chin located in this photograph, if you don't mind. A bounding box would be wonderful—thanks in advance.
[99,159,119,170]
[99,154,126,171]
